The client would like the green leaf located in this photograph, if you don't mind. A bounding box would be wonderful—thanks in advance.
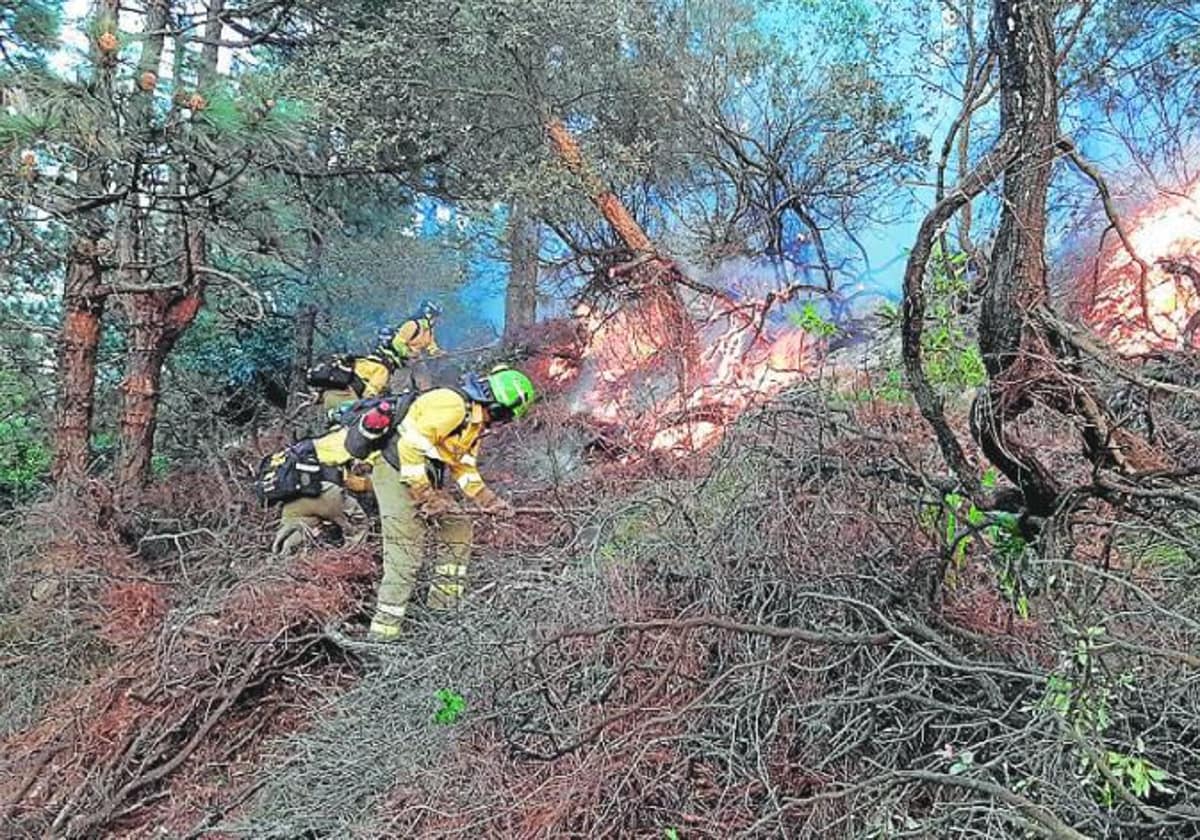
[434,688,467,725]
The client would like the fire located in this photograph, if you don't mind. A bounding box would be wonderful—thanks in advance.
[561,291,824,455]
[1085,179,1200,355]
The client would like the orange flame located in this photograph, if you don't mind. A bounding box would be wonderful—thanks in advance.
[1085,179,1200,355]
[564,294,824,455]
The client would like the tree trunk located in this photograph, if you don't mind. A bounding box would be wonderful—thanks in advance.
[504,201,539,340]
[115,231,205,489]
[286,304,317,437]
[50,0,123,496]
[969,0,1065,512]
[545,116,697,392]
[979,0,1057,373]
[545,118,655,255]
[51,240,108,487]
[114,0,220,490]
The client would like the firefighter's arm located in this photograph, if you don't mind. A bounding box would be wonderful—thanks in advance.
[447,440,485,499]
[426,330,443,357]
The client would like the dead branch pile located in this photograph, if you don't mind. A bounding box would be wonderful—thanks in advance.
[220,379,1199,838]
[0,505,375,840]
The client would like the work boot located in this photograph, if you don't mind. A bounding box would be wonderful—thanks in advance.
[426,563,467,611]
[367,602,407,642]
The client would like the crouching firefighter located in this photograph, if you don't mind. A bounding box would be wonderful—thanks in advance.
[305,341,403,413]
[367,365,537,641]
[256,399,407,555]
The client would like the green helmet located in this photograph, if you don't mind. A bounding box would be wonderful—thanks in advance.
[485,365,537,420]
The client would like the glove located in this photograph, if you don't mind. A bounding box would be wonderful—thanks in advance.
[411,486,456,518]
[474,487,513,517]
[343,470,372,495]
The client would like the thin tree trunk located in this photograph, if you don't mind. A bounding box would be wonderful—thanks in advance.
[545,118,655,255]
[504,201,539,340]
[544,116,698,394]
[286,304,317,437]
[51,240,107,486]
[50,0,120,496]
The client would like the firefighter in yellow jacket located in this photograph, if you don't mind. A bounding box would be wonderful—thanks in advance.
[367,365,537,640]
[382,300,443,361]
[378,300,444,389]
[270,402,398,555]
[317,352,397,412]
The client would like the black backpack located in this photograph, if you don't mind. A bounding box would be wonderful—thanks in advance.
[328,391,419,459]
[306,355,359,391]
[254,440,328,505]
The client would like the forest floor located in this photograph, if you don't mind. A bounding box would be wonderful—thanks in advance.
[1,327,1199,839]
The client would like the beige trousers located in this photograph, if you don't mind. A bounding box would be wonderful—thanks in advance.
[272,482,366,556]
[369,458,472,637]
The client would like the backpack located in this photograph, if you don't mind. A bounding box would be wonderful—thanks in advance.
[254,440,328,505]
[328,390,419,460]
[306,355,359,391]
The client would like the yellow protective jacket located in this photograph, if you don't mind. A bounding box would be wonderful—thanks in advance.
[383,388,486,498]
[352,356,392,398]
[389,318,440,360]
[300,426,368,489]
[311,427,356,466]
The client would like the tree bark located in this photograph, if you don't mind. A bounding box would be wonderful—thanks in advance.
[544,117,697,392]
[504,200,539,340]
[50,0,121,495]
[115,231,205,488]
[286,304,317,437]
[545,118,655,255]
[114,0,221,489]
[51,240,107,486]
[971,0,1065,513]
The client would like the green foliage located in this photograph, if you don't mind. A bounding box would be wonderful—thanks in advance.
[922,488,1033,617]
[948,748,975,776]
[1101,748,1171,805]
[875,300,901,330]
[0,371,50,504]
[174,307,293,388]
[0,0,62,69]
[789,302,839,338]
[922,245,985,395]
[433,688,466,725]
[150,454,171,478]
[1040,632,1173,808]
[664,828,680,840]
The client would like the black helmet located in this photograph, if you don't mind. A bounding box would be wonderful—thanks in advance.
[417,300,443,320]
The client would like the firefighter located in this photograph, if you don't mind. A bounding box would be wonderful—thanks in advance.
[383,299,444,361]
[379,299,444,389]
[313,345,401,413]
[268,403,397,555]
[271,480,367,556]
[367,365,537,641]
